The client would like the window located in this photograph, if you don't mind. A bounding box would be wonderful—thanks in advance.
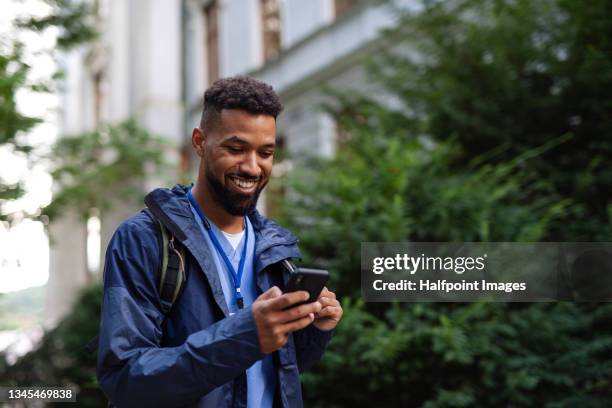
[260,0,281,62]
[204,1,219,84]
[334,0,359,18]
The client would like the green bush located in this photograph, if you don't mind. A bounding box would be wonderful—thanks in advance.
[282,119,612,406]
[303,301,612,407]
[281,0,612,406]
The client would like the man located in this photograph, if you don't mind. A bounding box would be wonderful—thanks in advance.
[97,76,343,407]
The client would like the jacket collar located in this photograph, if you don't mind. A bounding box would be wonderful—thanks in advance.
[144,184,301,316]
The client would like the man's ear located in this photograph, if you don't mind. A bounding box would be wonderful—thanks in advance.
[191,127,206,157]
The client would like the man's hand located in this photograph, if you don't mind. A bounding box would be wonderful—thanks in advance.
[312,287,342,331]
[252,286,322,354]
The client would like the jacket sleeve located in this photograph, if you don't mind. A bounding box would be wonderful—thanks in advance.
[292,324,334,372]
[96,215,265,408]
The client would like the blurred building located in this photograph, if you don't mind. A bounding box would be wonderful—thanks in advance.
[46,0,406,326]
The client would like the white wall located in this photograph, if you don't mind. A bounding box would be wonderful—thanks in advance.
[107,0,131,122]
[255,2,397,94]
[100,0,184,258]
[280,0,333,48]
[58,47,96,134]
[45,213,89,328]
[131,0,183,143]
[251,1,400,159]
[274,64,373,159]
[279,98,337,159]
[47,44,97,327]
[219,0,263,75]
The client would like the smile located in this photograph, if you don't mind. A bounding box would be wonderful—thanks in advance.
[227,175,259,193]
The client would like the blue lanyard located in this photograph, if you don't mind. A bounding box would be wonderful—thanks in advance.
[188,189,248,309]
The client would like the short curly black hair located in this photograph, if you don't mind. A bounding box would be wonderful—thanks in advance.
[200,76,283,132]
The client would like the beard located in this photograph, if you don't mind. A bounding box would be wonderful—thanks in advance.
[205,161,267,216]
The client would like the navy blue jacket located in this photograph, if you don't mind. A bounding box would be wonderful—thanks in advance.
[97,185,333,407]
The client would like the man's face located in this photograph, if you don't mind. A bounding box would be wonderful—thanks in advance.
[196,109,276,216]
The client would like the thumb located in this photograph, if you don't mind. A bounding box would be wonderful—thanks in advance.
[259,286,282,300]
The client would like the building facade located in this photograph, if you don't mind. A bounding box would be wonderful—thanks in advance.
[46,0,406,325]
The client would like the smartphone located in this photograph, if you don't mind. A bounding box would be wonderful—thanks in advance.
[284,267,329,308]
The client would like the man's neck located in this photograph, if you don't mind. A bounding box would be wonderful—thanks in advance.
[191,183,245,234]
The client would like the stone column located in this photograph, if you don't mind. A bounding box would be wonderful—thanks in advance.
[44,213,88,328]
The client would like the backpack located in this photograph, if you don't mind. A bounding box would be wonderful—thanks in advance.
[143,207,187,314]
[84,207,186,354]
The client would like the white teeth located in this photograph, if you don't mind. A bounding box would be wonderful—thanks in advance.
[230,177,257,189]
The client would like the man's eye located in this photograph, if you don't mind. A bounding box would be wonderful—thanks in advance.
[261,151,274,158]
[228,147,243,153]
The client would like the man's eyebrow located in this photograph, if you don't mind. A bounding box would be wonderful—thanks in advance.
[222,135,248,144]
[221,135,276,149]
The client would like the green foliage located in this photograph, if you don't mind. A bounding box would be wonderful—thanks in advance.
[0,284,105,407]
[373,0,612,240]
[0,0,98,219]
[0,182,25,202]
[283,120,571,298]
[283,96,612,406]
[302,301,612,407]
[0,42,41,150]
[0,40,40,218]
[280,0,612,406]
[17,0,99,49]
[43,119,169,220]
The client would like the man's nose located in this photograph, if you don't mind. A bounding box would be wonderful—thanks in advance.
[239,152,260,177]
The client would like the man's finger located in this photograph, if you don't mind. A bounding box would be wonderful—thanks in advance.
[274,301,322,324]
[316,297,338,307]
[319,287,336,299]
[316,306,341,319]
[280,313,315,333]
[258,286,282,301]
[266,291,309,311]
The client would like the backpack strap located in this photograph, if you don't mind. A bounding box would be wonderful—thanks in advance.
[84,209,187,356]
[143,208,186,315]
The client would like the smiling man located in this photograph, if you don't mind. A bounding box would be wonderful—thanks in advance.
[96,76,342,408]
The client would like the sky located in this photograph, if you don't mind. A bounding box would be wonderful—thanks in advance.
[0,0,58,293]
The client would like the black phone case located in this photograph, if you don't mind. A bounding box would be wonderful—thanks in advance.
[284,267,329,307]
